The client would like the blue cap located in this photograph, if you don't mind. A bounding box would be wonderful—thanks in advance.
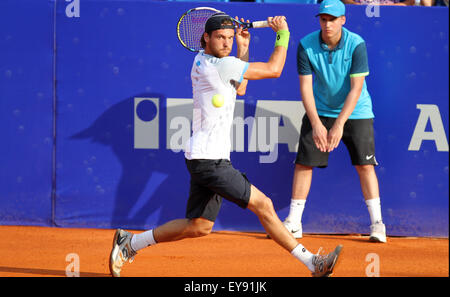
[316,0,345,17]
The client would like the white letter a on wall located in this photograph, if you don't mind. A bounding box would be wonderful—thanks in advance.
[408,104,449,152]
[65,0,80,18]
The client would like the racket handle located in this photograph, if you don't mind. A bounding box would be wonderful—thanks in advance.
[250,20,269,29]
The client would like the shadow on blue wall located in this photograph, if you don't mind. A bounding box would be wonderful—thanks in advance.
[69,93,300,230]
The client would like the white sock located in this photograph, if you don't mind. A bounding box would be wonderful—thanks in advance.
[365,197,383,225]
[291,244,315,272]
[130,229,157,252]
[285,199,306,224]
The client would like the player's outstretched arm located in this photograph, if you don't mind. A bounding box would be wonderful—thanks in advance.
[243,16,289,80]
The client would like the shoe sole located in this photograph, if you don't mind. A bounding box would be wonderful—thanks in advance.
[325,244,343,277]
[369,235,387,243]
[109,229,121,277]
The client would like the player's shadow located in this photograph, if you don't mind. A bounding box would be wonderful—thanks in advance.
[0,266,109,277]
[70,93,299,231]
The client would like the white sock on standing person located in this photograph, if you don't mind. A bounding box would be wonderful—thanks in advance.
[365,197,383,224]
[130,229,157,252]
[285,199,306,224]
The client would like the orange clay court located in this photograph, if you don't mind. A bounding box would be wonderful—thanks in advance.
[0,225,447,277]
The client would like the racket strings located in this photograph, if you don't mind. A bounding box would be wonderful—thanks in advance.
[179,10,217,51]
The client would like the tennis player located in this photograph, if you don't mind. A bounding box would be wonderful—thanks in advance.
[282,0,387,243]
[109,12,343,277]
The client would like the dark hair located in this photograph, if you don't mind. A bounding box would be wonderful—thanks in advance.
[201,18,234,49]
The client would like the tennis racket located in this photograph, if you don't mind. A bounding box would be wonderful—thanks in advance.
[177,7,269,52]
[233,18,269,30]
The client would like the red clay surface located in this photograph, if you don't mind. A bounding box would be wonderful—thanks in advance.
[0,226,447,277]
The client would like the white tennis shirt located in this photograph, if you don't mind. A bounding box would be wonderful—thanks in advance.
[184,51,249,160]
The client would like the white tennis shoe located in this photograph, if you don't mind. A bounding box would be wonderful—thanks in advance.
[369,221,387,243]
[109,229,137,277]
[283,219,303,239]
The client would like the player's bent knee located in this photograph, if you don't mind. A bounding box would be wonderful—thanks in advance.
[261,197,276,218]
[250,195,275,219]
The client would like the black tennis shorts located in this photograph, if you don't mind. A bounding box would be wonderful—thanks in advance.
[295,115,379,168]
[184,159,251,222]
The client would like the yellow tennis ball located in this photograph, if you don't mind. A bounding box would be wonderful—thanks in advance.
[212,94,224,108]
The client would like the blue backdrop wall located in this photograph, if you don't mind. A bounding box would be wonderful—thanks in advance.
[0,0,448,237]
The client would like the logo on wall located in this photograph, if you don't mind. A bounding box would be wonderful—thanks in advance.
[65,0,80,18]
[134,98,159,149]
[409,104,449,152]
[134,99,449,165]
[133,97,306,163]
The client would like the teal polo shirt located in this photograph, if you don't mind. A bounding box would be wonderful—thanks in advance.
[297,27,374,119]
